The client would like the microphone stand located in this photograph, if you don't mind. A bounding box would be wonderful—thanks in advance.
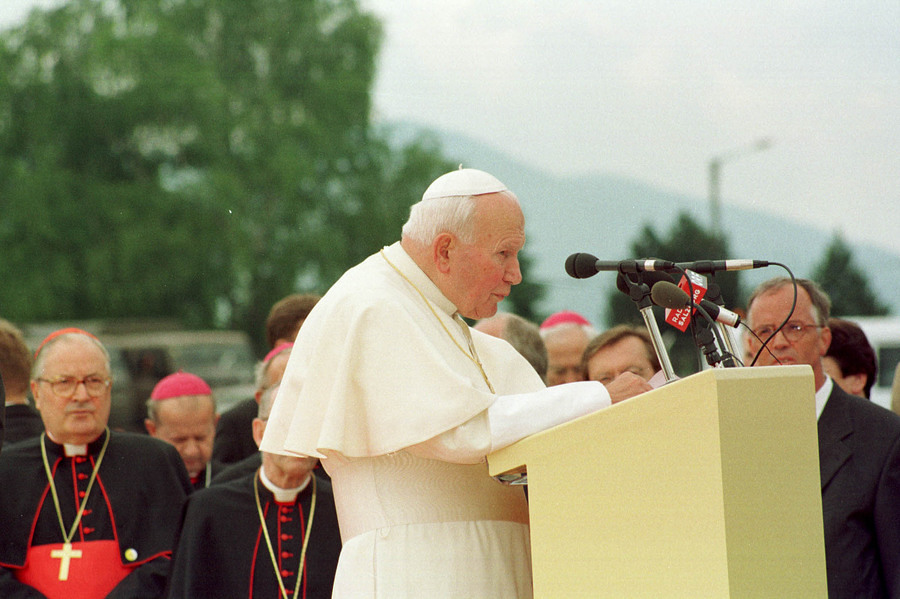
[691,309,727,367]
[703,278,742,367]
[620,274,677,382]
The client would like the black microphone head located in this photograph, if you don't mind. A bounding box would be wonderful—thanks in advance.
[650,281,690,310]
[565,252,600,279]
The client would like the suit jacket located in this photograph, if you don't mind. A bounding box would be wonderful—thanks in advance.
[1,403,44,447]
[818,383,900,598]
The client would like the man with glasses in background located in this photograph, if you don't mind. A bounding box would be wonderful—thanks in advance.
[745,278,900,598]
[0,328,191,599]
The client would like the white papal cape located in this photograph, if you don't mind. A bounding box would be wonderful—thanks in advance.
[261,242,610,598]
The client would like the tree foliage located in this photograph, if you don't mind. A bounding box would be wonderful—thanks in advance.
[811,233,890,317]
[0,0,501,350]
[605,212,742,374]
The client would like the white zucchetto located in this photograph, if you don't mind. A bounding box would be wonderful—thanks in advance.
[421,168,509,201]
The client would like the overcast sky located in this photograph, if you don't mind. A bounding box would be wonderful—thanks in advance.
[4,1,898,255]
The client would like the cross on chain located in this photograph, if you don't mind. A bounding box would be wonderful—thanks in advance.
[50,542,82,581]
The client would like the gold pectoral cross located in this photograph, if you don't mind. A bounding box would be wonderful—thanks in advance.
[50,542,82,581]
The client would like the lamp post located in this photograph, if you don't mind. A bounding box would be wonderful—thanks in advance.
[708,138,772,237]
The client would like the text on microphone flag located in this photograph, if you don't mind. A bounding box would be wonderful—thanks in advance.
[664,270,708,332]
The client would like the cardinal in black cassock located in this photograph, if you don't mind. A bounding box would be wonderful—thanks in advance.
[0,430,192,598]
[168,469,341,599]
[0,327,192,599]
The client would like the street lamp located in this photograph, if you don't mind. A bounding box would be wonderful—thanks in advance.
[708,138,772,236]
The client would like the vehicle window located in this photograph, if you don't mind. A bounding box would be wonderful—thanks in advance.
[168,343,255,386]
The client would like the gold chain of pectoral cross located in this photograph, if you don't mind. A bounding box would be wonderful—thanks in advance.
[380,249,495,393]
[40,429,111,581]
[254,471,317,599]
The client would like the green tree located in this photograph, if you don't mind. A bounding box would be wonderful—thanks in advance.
[605,212,742,374]
[811,233,890,317]
[0,0,494,349]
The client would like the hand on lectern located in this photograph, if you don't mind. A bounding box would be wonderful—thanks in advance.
[605,372,653,404]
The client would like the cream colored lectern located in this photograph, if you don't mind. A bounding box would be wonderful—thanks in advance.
[488,365,827,598]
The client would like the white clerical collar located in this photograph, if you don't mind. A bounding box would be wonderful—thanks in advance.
[63,444,88,457]
[383,242,457,316]
[815,376,833,421]
[44,431,88,456]
[259,467,311,503]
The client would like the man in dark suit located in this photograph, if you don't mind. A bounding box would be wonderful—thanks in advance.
[746,277,900,598]
[0,318,44,447]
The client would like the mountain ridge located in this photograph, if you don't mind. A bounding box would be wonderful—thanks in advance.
[388,122,900,325]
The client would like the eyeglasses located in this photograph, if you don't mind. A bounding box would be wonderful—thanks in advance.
[751,322,822,343]
[36,376,110,398]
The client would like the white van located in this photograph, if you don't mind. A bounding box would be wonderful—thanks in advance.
[844,316,900,412]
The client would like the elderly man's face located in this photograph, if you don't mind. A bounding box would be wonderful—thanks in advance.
[147,396,217,478]
[545,326,590,386]
[746,284,831,387]
[32,336,112,445]
[447,192,525,320]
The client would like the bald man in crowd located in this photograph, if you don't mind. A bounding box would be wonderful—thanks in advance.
[540,310,596,386]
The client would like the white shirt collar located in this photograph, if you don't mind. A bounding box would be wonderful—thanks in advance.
[815,376,833,421]
[259,466,311,503]
[63,444,88,457]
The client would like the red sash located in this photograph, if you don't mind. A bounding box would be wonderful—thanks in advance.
[15,541,132,599]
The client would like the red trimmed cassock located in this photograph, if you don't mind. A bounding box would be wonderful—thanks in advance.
[167,471,341,599]
[0,430,192,598]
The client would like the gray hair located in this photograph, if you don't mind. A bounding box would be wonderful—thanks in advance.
[254,344,292,389]
[258,384,279,420]
[746,277,831,326]
[502,314,549,383]
[400,194,480,244]
[32,331,111,379]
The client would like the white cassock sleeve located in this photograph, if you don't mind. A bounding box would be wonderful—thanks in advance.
[407,381,612,463]
[486,380,611,452]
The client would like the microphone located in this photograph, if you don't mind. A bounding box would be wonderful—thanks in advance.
[565,253,771,279]
[651,281,740,368]
[675,259,770,273]
[565,253,676,279]
[650,281,742,328]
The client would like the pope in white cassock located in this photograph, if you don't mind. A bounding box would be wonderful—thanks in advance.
[260,168,651,598]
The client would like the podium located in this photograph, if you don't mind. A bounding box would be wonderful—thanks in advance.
[488,366,827,598]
